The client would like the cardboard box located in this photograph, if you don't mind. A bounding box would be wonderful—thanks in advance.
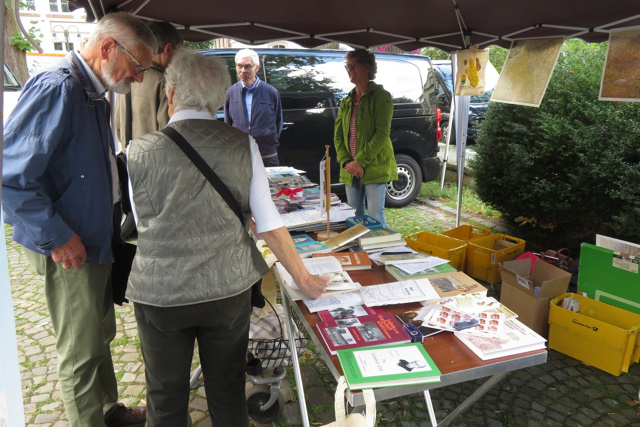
[499,258,571,337]
[549,293,640,376]
[578,243,640,315]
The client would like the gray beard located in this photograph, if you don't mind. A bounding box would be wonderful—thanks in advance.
[102,58,132,94]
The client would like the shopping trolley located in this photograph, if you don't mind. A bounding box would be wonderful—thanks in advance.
[189,298,307,423]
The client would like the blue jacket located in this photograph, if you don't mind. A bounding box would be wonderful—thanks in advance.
[224,78,283,157]
[2,52,117,264]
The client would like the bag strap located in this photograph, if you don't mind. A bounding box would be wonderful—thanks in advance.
[160,126,245,227]
[333,376,376,426]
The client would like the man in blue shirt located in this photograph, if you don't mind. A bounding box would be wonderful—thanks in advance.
[224,49,283,166]
[3,12,155,426]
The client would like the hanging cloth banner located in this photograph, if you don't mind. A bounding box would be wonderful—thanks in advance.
[599,26,640,102]
[454,46,490,96]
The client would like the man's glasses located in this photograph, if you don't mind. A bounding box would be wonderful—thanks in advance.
[236,63,256,71]
[344,63,360,71]
[114,39,149,75]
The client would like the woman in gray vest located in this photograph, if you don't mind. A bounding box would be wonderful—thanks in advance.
[126,50,329,426]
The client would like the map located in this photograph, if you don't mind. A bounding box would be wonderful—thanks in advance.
[599,27,640,102]
[491,37,563,107]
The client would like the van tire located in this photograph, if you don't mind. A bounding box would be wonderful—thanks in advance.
[385,154,422,208]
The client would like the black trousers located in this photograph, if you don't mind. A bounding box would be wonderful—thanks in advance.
[134,290,251,426]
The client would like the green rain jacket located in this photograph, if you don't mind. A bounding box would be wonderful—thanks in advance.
[334,81,398,186]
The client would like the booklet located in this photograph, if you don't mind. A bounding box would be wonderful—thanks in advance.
[274,257,359,301]
[337,343,441,390]
[359,279,440,307]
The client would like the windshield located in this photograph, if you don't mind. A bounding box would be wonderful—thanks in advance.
[4,64,21,91]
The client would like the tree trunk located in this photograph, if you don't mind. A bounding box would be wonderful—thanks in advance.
[4,3,29,85]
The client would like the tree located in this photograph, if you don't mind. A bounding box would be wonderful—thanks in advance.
[4,1,29,84]
[470,39,640,252]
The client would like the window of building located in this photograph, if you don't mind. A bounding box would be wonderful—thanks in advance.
[53,42,64,51]
[49,0,70,12]
[20,0,36,11]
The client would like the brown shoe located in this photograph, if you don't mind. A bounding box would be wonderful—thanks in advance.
[105,403,146,427]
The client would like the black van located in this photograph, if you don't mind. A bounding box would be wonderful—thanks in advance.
[203,49,443,208]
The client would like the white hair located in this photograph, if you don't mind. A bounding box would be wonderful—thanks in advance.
[165,51,231,114]
[235,49,259,66]
[86,12,156,54]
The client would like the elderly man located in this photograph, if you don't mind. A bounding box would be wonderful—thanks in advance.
[2,12,155,427]
[115,21,183,150]
[127,50,328,426]
[224,48,283,166]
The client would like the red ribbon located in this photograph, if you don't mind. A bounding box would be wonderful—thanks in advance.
[277,187,303,198]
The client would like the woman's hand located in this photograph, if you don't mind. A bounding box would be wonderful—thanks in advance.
[297,273,330,299]
[345,160,364,178]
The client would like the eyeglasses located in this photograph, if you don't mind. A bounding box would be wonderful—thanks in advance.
[344,62,360,71]
[113,39,149,75]
[236,63,256,71]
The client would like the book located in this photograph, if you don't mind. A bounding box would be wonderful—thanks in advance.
[358,240,408,252]
[454,318,547,361]
[359,279,441,307]
[291,233,315,244]
[337,343,442,390]
[378,252,434,265]
[274,256,358,301]
[385,263,457,281]
[311,251,373,270]
[358,228,404,246]
[396,306,445,338]
[295,240,331,258]
[317,308,411,355]
[421,303,507,337]
[422,271,488,299]
[322,223,371,252]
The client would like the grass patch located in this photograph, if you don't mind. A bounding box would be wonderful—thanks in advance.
[385,205,449,236]
[420,181,501,218]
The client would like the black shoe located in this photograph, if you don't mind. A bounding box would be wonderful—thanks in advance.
[105,403,146,427]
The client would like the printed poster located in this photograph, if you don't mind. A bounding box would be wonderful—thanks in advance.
[455,46,490,96]
[599,26,640,102]
[491,37,563,107]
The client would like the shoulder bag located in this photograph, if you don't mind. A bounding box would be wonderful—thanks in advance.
[159,126,266,308]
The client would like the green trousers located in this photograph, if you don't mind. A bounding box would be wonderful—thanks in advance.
[25,249,118,426]
[134,289,252,427]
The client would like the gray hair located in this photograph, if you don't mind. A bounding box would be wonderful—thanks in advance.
[87,12,157,54]
[147,21,183,54]
[235,49,259,66]
[165,51,231,114]
[346,49,377,80]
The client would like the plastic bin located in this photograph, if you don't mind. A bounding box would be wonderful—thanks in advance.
[441,225,491,242]
[549,293,640,376]
[404,232,466,271]
[466,233,525,283]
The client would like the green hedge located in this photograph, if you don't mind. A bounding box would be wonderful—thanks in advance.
[470,40,640,252]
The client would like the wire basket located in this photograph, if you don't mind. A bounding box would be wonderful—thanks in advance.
[248,301,307,368]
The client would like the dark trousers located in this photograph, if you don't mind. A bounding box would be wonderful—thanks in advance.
[134,290,252,427]
[261,153,279,167]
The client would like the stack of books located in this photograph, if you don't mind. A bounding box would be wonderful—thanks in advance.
[316,305,411,355]
[292,234,331,258]
[337,343,442,390]
[357,228,406,252]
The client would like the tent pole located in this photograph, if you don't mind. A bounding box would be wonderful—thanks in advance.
[453,94,470,227]
[439,96,455,189]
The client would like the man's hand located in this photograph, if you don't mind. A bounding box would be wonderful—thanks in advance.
[51,233,87,270]
[345,160,364,178]
[297,273,330,300]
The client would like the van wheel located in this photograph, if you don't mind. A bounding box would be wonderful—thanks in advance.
[385,154,422,208]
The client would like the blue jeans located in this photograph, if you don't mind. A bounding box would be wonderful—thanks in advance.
[345,178,388,228]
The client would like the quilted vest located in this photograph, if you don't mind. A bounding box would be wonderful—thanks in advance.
[126,119,269,307]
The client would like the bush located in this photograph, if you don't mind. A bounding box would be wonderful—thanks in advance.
[470,40,640,252]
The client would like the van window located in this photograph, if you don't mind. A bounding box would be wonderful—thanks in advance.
[375,60,423,104]
[263,54,351,104]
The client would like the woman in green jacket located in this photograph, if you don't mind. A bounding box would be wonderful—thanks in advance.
[334,49,397,228]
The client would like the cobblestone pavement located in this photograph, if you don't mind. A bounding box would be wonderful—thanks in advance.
[8,198,640,426]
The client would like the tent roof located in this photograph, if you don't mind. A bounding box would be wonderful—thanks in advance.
[69,0,640,50]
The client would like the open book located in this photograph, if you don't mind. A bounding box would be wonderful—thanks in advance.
[274,256,359,301]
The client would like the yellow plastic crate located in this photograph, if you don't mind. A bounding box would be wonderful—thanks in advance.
[441,224,491,242]
[405,232,466,270]
[466,233,525,283]
[549,293,640,376]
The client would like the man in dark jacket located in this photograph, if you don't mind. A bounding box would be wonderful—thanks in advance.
[224,48,283,166]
